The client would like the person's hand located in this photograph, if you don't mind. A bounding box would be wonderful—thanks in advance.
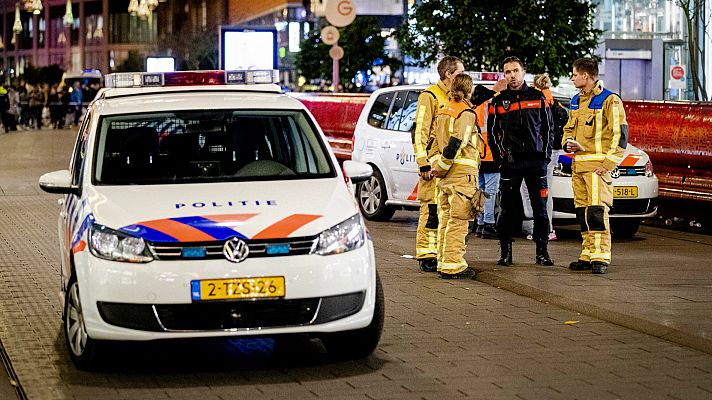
[594,166,608,176]
[492,78,508,92]
[430,170,441,178]
[420,170,432,180]
[565,140,581,152]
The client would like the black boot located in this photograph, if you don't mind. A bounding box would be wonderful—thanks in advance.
[569,260,592,271]
[418,258,437,272]
[497,241,513,266]
[535,241,554,266]
[591,261,608,274]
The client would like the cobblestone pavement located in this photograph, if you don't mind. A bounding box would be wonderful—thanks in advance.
[1,128,712,400]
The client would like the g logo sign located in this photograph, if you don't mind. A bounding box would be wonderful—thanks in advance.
[223,237,250,263]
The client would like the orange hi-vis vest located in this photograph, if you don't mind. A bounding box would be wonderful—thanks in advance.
[432,100,479,178]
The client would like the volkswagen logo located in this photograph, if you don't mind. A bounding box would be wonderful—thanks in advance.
[223,237,249,263]
[610,167,620,179]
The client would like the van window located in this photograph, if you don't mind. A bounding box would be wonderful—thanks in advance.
[367,92,395,129]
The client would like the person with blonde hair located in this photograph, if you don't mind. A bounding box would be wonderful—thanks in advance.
[430,74,479,279]
[533,73,570,241]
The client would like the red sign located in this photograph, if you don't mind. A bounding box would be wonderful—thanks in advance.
[671,66,685,79]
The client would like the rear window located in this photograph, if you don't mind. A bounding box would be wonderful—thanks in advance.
[93,110,335,185]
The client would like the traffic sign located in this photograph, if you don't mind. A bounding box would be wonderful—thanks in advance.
[320,26,340,45]
[329,45,344,61]
[325,0,356,27]
[669,65,686,89]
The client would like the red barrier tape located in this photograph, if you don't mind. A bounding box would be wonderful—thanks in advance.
[298,94,712,202]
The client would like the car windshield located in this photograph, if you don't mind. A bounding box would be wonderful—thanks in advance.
[93,109,335,185]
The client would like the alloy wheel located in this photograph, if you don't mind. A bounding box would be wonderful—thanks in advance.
[66,283,88,357]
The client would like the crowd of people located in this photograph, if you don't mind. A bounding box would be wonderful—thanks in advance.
[0,79,100,133]
[413,55,629,278]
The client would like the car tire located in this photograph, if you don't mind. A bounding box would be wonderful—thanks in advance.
[321,272,384,360]
[356,168,396,221]
[64,278,103,370]
[611,219,641,239]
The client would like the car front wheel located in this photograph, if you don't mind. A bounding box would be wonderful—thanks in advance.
[356,168,396,221]
[65,279,102,370]
[611,219,641,239]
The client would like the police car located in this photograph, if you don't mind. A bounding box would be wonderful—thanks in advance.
[351,80,658,238]
[38,70,382,369]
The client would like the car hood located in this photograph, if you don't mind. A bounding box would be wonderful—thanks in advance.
[86,179,358,242]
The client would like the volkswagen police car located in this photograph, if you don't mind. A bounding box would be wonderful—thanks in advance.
[351,80,658,238]
[39,70,382,369]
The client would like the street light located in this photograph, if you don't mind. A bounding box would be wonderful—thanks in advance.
[128,0,139,16]
[13,3,23,34]
[63,0,74,27]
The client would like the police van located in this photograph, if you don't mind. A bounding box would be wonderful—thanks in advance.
[39,70,382,369]
[351,76,658,238]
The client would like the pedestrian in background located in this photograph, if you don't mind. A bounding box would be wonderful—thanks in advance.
[48,85,62,129]
[411,55,464,272]
[70,81,83,127]
[564,58,628,275]
[29,85,44,129]
[0,84,10,133]
[18,81,29,129]
[533,73,570,241]
[487,56,554,267]
[7,86,19,131]
[430,74,479,279]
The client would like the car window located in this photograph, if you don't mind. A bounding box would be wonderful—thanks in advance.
[367,92,395,129]
[93,109,336,185]
[392,91,419,132]
[71,110,92,186]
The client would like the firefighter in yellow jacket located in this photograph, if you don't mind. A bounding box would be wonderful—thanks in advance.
[431,74,479,279]
[563,58,628,275]
[412,56,464,272]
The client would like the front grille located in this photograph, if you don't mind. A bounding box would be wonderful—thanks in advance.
[148,236,316,260]
[553,198,657,215]
[96,291,365,332]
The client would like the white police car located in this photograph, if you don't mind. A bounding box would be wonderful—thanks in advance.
[351,83,658,238]
[39,70,382,369]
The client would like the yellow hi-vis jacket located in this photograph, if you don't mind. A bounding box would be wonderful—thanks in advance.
[413,81,449,172]
[562,80,629,173]
[432,100,479,178]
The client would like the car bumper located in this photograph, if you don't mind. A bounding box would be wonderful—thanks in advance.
[76,241,377,341]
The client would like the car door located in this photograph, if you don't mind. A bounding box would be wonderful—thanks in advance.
[381,90,421,202]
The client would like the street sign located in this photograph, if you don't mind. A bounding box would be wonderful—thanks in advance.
[325,0,356,27]
[329,45,344,61]
[320,26,340,45]
[669,65,686,89]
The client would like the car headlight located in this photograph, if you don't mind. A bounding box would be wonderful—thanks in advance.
[312,214,366,256]
[89,224,154,263]
[644,160,654,177]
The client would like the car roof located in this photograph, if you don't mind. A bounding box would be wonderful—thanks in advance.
[91,86,303,116]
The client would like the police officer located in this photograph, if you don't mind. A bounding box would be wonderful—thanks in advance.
[487,56,554,266]
[412,56,464,272]
[430,74,479,279]
[563,58,628,275]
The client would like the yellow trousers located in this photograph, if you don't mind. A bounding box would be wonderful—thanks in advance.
[437,175,477,274]
[416,176,439,261]
[572,171,613,263]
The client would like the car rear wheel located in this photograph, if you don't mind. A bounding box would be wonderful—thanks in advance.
[321,272,384,360]
[611,219,641,239]
[65,279,102,370]
[356,168,396,221]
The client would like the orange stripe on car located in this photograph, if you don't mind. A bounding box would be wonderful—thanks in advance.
[253,214,322,239]
[408,183,419,201]
[72,240,86,254]
[619,154,641,167]
[141,219,216,242]
[203,213,258,227]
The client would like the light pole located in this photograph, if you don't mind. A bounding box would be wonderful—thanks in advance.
[63,0,73,71]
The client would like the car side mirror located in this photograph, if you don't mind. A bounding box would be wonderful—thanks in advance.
[39,170,79,195]
[342,160,372,184]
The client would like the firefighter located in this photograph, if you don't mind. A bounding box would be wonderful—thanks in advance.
[412,56,464,272]
[487,56,554,266]
[430,74,479,279]
[563,58,628,275]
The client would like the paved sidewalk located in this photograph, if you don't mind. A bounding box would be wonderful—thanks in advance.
[471,225,712,355]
